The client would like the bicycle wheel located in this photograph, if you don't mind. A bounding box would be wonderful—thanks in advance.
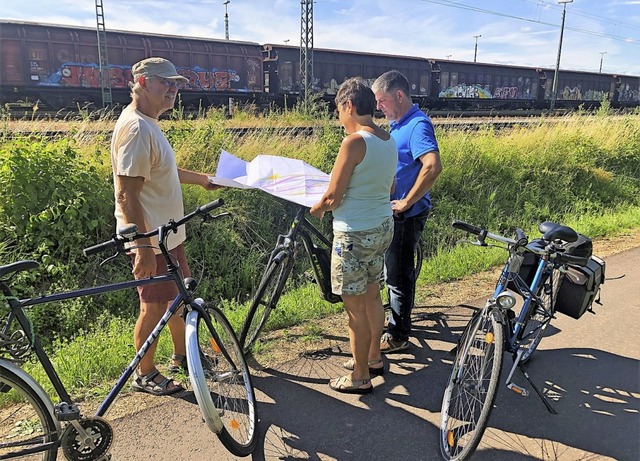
[186,304,258,457]
[0,362,59,460]
[414,239,423,280]
[440,308,504,461]
[239,253,294,354]
[519,269,561,364]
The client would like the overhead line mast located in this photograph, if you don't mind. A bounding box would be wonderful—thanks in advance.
[300,0,314,113]
[95,0,112,107]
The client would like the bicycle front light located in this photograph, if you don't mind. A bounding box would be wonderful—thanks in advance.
[496,291,517,310]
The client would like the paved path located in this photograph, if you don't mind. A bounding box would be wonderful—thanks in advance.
[109,246,640,460]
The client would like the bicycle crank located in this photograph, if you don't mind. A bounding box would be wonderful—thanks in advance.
[61,416,113,461]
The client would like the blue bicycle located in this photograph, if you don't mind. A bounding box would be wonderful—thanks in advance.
[439,219,604,461]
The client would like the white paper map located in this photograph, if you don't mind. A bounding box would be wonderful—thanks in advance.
[209,150,330,207]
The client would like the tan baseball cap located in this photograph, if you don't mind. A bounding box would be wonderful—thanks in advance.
[131,57,188,82]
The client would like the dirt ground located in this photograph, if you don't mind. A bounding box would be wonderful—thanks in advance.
[78,227,640,421]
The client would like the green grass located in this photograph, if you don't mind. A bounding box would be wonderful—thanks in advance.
[1,106,639,400]
[420,204,640,286]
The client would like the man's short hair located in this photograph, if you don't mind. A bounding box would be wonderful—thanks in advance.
[372,70,411,97]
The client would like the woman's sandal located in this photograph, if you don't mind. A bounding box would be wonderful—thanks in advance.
[132,368,184,396]
[329,375,373,394]
[167,354,188,375]
[342,358,384,376]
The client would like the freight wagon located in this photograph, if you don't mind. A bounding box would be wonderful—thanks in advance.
[0,20,265,110]
[1,20,638,113]
[262,44,436,107]
[431,60,543,110]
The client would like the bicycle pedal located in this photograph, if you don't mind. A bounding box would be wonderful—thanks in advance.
[507,382,529,396]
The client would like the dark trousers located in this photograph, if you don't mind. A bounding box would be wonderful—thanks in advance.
[384,208,429,341]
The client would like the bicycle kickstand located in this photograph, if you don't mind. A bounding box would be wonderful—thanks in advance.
[505,349,529,397]
[518,364,558,415]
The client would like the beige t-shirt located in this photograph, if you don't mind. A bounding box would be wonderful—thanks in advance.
[110,105,186,252]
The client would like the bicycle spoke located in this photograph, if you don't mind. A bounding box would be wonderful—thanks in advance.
[187,306,258,457]
[0,369,58,460]
[441,311,503,460]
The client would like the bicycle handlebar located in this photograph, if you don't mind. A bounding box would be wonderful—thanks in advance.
[83,238,121,257]
[452,220,520,246]
[452,219,591,266]
[83,199,225,257]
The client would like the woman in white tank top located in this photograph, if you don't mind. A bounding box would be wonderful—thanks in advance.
[310,78,397,394]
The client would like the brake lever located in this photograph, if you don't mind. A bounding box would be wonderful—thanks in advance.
[202,211,232,222]
[457,238,485,246]
[99,253,120,267]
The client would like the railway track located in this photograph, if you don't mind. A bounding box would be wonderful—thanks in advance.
[1,118,555,140]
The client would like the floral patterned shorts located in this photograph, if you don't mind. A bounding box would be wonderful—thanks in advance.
[331,217,393,296]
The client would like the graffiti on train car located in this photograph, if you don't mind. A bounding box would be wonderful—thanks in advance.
[439,84,492,99]
[35,61,262,93]
[618,85,639,102]
[438,84,538,100]
[559,85,608,101]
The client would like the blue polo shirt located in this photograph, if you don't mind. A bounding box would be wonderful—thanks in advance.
[390,104,439,218]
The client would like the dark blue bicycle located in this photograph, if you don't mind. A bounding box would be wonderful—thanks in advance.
[0,199,258,460]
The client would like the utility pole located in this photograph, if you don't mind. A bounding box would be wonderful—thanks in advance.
[473,34,481,62]
[550,0,573,110]
[300,0,314,113]
[95,0,112,107]
[224,0,230,40]
[599,51,607,73]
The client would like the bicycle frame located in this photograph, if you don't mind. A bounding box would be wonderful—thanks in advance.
[2,254,207,421]
[0,200,234,458]
[267,205,339,303]
[491,253,552,353]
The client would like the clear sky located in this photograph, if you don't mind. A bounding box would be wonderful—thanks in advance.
[2,0,639,75]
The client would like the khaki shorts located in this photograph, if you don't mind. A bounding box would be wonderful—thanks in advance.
[331,217,394,296]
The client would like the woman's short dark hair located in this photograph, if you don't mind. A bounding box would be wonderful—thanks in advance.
[335,77,376,116]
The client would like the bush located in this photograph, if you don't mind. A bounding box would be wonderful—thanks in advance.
[0,138,118,342]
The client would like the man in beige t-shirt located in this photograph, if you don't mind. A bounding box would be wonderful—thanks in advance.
[111,57,218,395]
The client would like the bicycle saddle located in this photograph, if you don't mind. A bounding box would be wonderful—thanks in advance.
[0,260,39,278]
[538,221,578,243]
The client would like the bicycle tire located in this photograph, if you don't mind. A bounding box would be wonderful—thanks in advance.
[186,304,258,457]
[519,269,561,364]
[239,253,294,354]
[0,362,59,460]
[440,309,504,461]
[415,240,423,280]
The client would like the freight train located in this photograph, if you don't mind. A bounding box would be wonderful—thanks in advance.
[1,20,639,112]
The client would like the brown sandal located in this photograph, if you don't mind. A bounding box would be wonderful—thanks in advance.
[329,375,373,394]
[342,358,384,376]
[132,369,184,396]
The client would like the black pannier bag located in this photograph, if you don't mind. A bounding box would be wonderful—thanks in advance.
[554,255,605,319]
[565,233,593,260]
[507,239,544,290]
[508,235,594,292]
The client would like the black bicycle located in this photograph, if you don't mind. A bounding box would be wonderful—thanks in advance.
[238,204,340,354]
[238,202,424,354]
[439,219,603,461]
[0,199,258,460]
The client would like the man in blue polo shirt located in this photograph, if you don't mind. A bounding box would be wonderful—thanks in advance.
[372,70,443,353]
